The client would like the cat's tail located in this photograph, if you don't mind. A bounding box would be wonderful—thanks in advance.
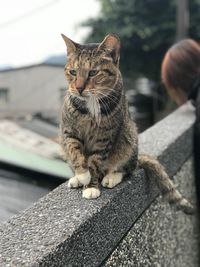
[138,154,195,214]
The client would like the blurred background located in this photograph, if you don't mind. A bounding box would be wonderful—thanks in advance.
[0,0,199,223]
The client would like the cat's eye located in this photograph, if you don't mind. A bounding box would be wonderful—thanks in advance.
[69,69,77,76]
[89,70,98,77]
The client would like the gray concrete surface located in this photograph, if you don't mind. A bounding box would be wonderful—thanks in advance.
[0,103,197,267]
[103,159,199,267]
[139,102,195,176]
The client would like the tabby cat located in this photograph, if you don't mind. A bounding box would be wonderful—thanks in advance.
[60,33,194,214]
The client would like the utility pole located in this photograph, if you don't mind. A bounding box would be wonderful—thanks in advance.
[176,0,189,41]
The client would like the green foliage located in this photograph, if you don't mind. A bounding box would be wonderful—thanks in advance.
[83,0,200,81]
[189,0,200,38]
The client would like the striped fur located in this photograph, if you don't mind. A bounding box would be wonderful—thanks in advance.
[60,34,194,214]
[138,154,194,214]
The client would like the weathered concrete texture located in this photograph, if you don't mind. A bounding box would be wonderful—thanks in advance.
[0,169,157,267]
[0,103,196,267]
[103,159,199,267]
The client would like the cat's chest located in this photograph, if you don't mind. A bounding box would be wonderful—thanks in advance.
[79,119,102,152]
[81,119,97,139]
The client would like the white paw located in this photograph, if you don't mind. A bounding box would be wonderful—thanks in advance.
[76,171,91,186]
[101,172,123,188]
[68,171,91,188]
[68,176,82,188]
[82,187,101,199]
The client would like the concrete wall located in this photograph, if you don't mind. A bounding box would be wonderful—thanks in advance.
[0,64,66,118]
[0,103,198,267]
[103,158,199,267]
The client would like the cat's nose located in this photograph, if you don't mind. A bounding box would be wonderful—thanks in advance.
[75,77,86,95]
[77,87,85,95]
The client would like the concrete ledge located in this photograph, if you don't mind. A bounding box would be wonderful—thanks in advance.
[0,103,195,267]
[103,159,199,267]
[139,102,195,175]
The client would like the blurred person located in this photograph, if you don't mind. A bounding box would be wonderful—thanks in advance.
[161,39,200,209]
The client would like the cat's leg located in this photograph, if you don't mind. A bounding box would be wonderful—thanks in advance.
[101,172,124,188]
[101,152,138,189]
[101,139,138,189]
[68,170,91,188]
[82,177,101,199]
[62,137,91,188]
[82,153,106,199]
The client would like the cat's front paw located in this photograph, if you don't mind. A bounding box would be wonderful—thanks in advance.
[101,172,123,188]
[68,176,82,188]
[76,171,91,186]
[68,171,91,188]
[82,187,101,199]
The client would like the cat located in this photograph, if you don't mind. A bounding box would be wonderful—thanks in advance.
[60,33,194,214]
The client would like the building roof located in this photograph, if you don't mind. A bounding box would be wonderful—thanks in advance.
[17,117,59,140]
[0,120,73,179]
[0,138,72,178]
[0,63,65,73]
[0,120,61,158]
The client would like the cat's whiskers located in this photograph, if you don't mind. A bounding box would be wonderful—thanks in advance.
[89,87,123,118]
[97,91,123,129]
[97,95,120,132]
[96,90,121,104]
[95,86,122,96]
[68,94,85,112]
[94,89,123,114]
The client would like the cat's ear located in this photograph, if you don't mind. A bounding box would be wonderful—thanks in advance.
[98,34,120,66]
[61,34,79,54]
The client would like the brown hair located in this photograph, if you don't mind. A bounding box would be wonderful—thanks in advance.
[161,39,200,104]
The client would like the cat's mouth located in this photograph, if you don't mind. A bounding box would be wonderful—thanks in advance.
[69,92,90,101]
[76,95,88,101]
[70,89,98,101]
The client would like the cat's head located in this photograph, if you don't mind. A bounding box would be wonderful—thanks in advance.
[61,34,121,99]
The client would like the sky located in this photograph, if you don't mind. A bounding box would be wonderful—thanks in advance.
[0,0,100,68]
